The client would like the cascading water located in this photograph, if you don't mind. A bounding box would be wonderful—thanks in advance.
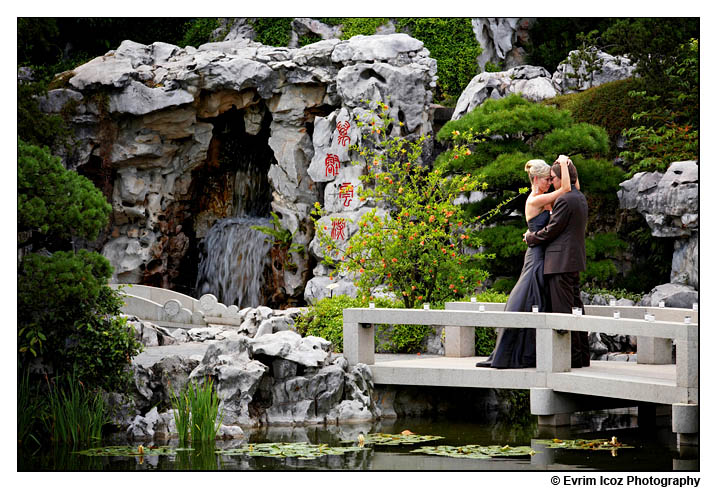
[194,107,275,308]
[195,216,272,308]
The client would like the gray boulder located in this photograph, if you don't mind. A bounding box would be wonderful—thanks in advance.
[452,65,557,120]
[250,330,332,367]
[618,161,698,238]
[553,48,636,94]
[190,339,269,426]
[640,283,698,308]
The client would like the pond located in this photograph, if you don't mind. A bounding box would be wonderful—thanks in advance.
[18,408,697,471]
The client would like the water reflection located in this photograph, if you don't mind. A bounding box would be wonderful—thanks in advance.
[18,409,697,471]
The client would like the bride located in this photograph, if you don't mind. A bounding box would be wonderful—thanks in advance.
[476,155,576,368]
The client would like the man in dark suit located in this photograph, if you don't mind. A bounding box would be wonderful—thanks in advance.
[524,159,590,368]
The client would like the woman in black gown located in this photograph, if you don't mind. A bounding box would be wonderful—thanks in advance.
[476,156,575,368]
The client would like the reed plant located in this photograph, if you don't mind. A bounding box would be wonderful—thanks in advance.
[189,378,223,442]
[42,372,108,445]
[169,383,191,446]
[169,378,223,444]
[18,369,44,446]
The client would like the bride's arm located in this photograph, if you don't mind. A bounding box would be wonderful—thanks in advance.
[527,157,572,209]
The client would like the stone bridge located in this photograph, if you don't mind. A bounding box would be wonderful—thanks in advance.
[343,301,699,447]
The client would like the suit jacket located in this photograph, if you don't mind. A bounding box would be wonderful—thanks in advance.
[525,187,588,274]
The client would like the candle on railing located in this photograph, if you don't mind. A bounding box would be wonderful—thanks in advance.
[613,311,620,319]
[572,307,582,316]
[471,297,477,303]
[532,305,539,313]
[658,300,665,308]
[693,303,698,311]
[479,305,485,312]
[369,302,375,309]
[644,313,655,322]
[610,299,617,307]
[423,303,430,310]
[684,316,692,324]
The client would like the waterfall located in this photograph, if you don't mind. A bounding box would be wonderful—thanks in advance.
[196,216,272,308]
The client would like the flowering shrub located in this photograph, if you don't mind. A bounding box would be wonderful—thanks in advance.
[312,100,492,308]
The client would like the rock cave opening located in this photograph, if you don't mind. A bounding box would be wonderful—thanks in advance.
[175,104,280,308]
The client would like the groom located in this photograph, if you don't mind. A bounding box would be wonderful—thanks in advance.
[524,157,590,368]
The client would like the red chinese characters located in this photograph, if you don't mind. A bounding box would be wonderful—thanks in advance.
[338,182,354,207]
[325,154,340,177]
[331,218,346,240]
[336,121,351,147]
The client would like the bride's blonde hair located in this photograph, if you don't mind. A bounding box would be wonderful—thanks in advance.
[525,159,551,183]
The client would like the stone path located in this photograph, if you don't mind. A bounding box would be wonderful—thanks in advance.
[132,342,440,368]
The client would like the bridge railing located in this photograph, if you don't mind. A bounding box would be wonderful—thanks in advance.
[342,304,697,402]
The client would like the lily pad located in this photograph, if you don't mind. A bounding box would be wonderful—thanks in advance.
[74,445,185,457]
[216,442,366,460]
[340,433,445,446]
[534,438,634,450]
[411,444,536,459]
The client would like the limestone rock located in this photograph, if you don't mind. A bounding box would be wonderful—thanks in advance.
[672,234,698,288]
[553,48,636,94]
[250,330,332,367]
[331,34,424,63]
[640,283,698,308]
[452,66,556,120]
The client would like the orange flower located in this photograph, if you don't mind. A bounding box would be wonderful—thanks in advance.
[359,268,365,273]
[392,258,397,263]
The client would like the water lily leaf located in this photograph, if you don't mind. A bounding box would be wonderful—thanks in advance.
[214,442,366,460]
[74,445,178,457]
[534,438,634,450]
[411,444,535,459]
[340,432,444,446]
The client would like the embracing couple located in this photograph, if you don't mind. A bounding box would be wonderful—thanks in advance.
[477,155,590,370]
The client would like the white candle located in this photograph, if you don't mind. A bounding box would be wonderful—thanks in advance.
[693,303,698,311]
[572,307,582,316]
[470,297,477,303]
[684,316,692,324]
[369,302,375,309]
[423,303,430,310]
[645,313,655,322]
[479,305,485,312]
[609,299,617,307]
[658,301,665,308]
[532,305,539,313]
[613,311,620,319]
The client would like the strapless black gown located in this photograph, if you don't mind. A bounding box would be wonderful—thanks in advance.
[476,210,550,368]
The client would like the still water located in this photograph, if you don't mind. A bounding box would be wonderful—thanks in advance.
[19,409,697,471]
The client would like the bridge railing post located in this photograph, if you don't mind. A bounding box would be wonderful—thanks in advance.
[343,317,375,366]
[536,315,571,373]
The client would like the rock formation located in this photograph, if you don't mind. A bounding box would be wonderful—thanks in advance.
[41,34,437,305]
[618,160,699,294]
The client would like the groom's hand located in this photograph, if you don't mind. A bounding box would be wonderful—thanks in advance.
[523,230,529,243]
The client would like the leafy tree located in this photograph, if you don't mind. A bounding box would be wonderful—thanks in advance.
[618,39,698,174]
[312,100,491,308]
[17,140,142,391]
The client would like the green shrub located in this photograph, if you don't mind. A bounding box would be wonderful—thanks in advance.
[395,18,482,101]
[18,139,111,244]
[543,78,647,147]
[581,232,628,287]
[18,252,143,391]
[490,278,518,295]
[295,295,431,354]
[327,18,390,39]
[17,82,73,151]
[474,222,527,276]
[180,18,221,47]
[251,18,293,46]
